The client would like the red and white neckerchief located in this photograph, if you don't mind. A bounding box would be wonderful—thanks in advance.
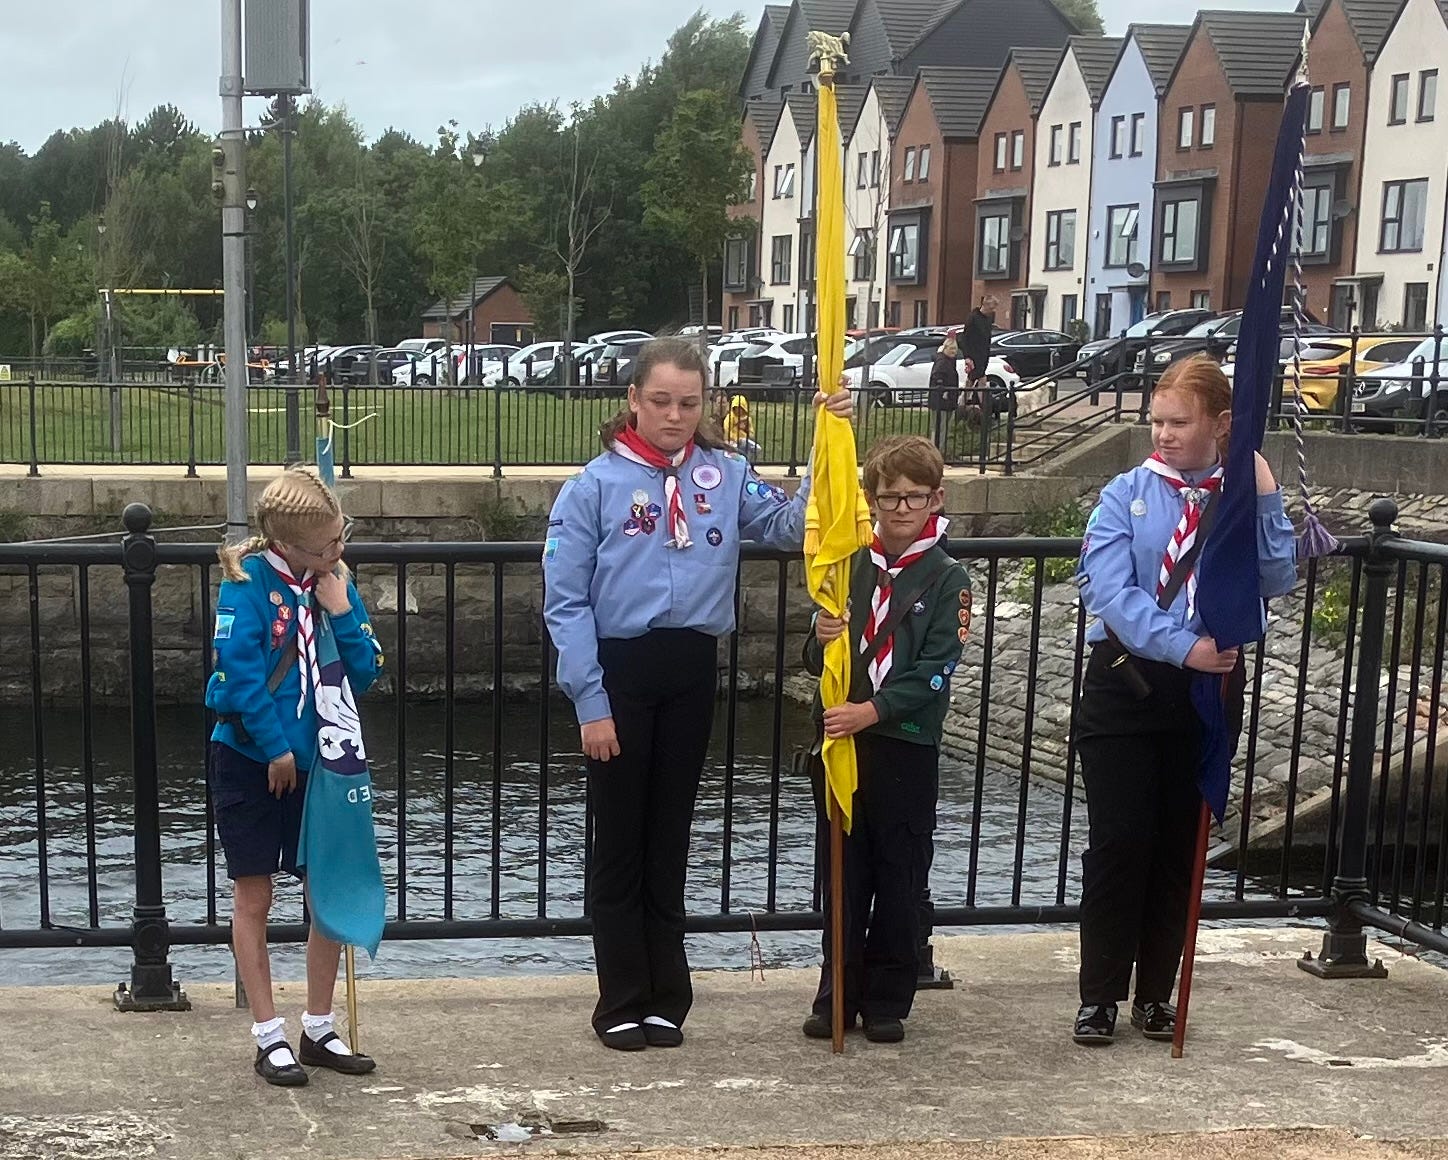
[861,514,948,693]
[612,424,695,549]
[263,550,319,718]
[1141,453,1223,620]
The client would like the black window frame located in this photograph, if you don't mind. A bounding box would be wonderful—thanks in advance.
[1296,182,1333,261]
[1130,112,1146,156]
[1199,104,1215,148]
[1104,203,1140,269]
[1044,208,1076,271]
[994,132,1008,172]
[1049,124,1063,167]
[1307,87,1325,134]
[1109,115,1125,158]
[1155,182,1211,272]
[770,234,792,284]
[723,235,752,291]
[1010,130,1025,171]
[978,210,1012,277]
[1418,69,1438,122]
[903,146,917,183]
[1390,73,1410,124]
[1380,178,1429,253]
[887,210,929,286]
[1068,121,1082,164]
[1177,106,1194,150]
[1331,83,1351,131]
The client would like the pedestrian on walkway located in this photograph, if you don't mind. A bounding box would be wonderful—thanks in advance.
[802,435,971,1044]
[543,337,854,1051]
[928,338,963,459]
[1071,355,1296,1046]
[207,468,385,1086]
[958,296,996,424]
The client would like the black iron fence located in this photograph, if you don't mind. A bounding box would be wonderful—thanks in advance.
[0,501,1443,1004]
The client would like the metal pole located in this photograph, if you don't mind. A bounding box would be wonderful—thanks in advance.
[220,0,250,544]
[283,95,301,465]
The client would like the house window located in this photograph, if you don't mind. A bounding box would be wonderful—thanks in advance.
[1419,70,1438,121]
[979,212,1011,275]
[1110,115,1125,158]
[770,235,792,284]
[1177,107,1194,149]
[1307,87,1324,133]
[848,228,875,282]
[904,146,917,182]
[918,145,931,180]
[1390,73,1409,124]
[749,302,771,328]
[724,237,750,290]
[994,133,1008,171]
[888,299,901,327]
[745,170,757,201]
[783,304,795,331]
[1011,130,1025,170]
[913,300,928,327]
[1068,121,1082,163]
[1380,179,1429,252]
[1044,209,1076,270]
[1106,205,1140,268]
[1049,124,1063,166]
[1405,283,1429,330]
[1200,105,1215,147]
[1156,291,1172,311]
[871,150,881,187]
[1062,294,1078,328]
[846,297,857,328]
[773,163,795,198]
[856,152,868,189]
[1190,290,1211,309]
[728,306,739,330]
[1160,197,1201,264]
[799,230,815,286]
[1296,185,1332,258]
[888,222,920,281]
[1130,112,1146,156]
[1332,83,1351,130]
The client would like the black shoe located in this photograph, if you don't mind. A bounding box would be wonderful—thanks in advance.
[1131,1000,1177,1041]
[299,1031,377,1074]
[599,1024,648,1051]
[1072,1003,1118,1046]
[641,1020,683,1048]
[863,1017,905,1043]
[802,1012,858,1039]
[254,1041,309,1087]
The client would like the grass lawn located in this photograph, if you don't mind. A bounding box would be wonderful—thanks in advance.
[0,382,1003,469]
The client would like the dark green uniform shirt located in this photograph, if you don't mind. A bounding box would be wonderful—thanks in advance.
[804,544,972,747]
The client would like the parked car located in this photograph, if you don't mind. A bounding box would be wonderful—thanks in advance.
[991,329,1082,380]
[342,348,420,384]
[1135,308,1333,379]
[720,327,785,346]
[1224,334,1424,412]
[395,337,447,356]
[457,344,521,384]
[841,338,1021,408]
[1078,309,1218,385]
[596,337,654,386]
[735,333,815,399]
[588,329,654,345]
[478,342,572,386]
[843,332,940,368]
[708,341,752,389]
[1348,337,1448,432]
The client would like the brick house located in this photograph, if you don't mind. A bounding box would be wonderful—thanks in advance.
[420,277,534,344]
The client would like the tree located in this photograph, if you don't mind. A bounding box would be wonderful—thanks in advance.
[643,89,754,348]
[1055,0,1104,35]
[550,118,611,382]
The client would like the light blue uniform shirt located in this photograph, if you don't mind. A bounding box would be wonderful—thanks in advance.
[1078,464,1299,667]
[542,444,812,724]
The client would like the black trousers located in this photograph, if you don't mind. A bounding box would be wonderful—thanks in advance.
[812,733,938,1023]
[587,629,717,1034]
[1074,645,1244,1006]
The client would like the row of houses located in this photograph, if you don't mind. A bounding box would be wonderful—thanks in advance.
[722,0,1448,339]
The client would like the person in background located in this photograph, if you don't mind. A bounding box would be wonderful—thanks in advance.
[959,296,996,425]
[723,393,763,462]
[543,338,854,1051]
[928,337,963,459]
[1071,355,1297,1047]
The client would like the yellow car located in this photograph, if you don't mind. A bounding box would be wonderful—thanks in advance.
[1288,335,1425,412]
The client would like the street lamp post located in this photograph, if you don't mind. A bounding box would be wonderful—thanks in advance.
[245,187,258,355]
[282,95,301,464]
[463,146,488,386]
[98,215,123,451]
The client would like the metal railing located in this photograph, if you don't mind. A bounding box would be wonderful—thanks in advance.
[0,501,1442,1004]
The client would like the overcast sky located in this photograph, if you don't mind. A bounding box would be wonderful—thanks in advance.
[2,0,1299,153]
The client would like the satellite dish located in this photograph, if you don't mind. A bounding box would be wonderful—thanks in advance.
[1331,198,1354,220]
[1010,225,1026,242]
[1126,261,1147,279]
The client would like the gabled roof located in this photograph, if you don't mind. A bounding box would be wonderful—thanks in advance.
[422,277,512,322]
[1314,0,1411,63]
[784,90,819,148]
[1298,0,1327,18]
[906,0,1076,56]
[913,66,1002,139]
[834,83,868,143]
[870,74,918,138]
[1069,36,1126,104]
[739,5,792,100]
[744,94,786,156]
[765,0,857,93]
[874,0,958,57]
[1176,10,1306,99]
[1128,23,1193,95]
[1011,45,1068,115]
[1376,0,1448,61]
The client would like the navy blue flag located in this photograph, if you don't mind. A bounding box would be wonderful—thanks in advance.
[1191,81,1310,822]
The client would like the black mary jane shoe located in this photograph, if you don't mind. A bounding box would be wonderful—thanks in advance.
[641,1020,684,1048]
[1072,1003,1118,1046]
[599,1024,648,1051]
[255,1041,309,1087]
[299,1031,377,1074]
[1130,1000,1177,1042]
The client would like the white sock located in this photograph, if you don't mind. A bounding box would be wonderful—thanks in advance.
[643,1016,677,1029]
[605,1022,641,1034]
[252,1016,296,1067]
[302,1010,353,1055]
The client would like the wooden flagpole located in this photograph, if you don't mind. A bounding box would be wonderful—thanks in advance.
[1172,799,1212,1058]
[830,802,845,1054]
[345,945,360,1053]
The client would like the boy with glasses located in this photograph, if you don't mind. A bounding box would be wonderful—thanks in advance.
[801,435,971,1043]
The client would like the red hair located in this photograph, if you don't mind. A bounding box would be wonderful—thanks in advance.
[1152,354,1232,455]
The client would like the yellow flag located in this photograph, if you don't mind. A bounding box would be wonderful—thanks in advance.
[803,72,873,833]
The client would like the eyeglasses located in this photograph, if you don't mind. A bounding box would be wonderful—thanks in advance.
[293,517,354,557]
[874,492,934,511]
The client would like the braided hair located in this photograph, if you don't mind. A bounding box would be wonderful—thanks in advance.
[218,467,347,581]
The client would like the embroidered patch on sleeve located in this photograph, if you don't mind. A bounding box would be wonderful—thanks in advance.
[213,612,235,641]
[542,537,559,562]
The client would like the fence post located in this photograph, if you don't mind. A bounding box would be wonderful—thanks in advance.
[1003,393,1017,476]
[186,384,198,479]
[114,503,191,1012]
[341,382,353,479]
[493,369,504,479]
[1425,324,1444,439]
[27,376,40,478]
[1299,497,1396,981]
[1341,327,1360,434]
[1137,333,1152,424]
[788,354,807,477]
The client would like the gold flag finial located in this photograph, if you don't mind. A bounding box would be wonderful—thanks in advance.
[807,30,851,82]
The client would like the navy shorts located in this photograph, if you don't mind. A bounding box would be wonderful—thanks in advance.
[209,741,307,880]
